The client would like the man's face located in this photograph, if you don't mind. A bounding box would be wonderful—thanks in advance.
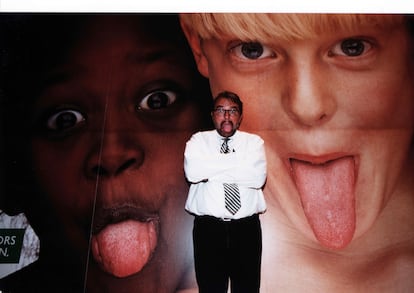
[29,16,207,292]
[187,18,414,249]
[211,97,242,137]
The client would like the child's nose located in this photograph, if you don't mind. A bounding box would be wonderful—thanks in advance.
[283,61,336,127]
[85,131,145,179]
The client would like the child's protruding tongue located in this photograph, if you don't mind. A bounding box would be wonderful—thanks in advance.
[91,219,157,278]
[291,156,356,249]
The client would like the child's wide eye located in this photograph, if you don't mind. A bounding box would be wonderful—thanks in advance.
[231,42,275,60]
[46,109,85,131]
[137,90,178,111]
[330,38,372,57]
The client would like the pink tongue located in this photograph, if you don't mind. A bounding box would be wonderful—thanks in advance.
[291,157,356,249]
[91,219,157,278]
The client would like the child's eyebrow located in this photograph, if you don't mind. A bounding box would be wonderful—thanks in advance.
[125,47,182,65]
[39,68,82,88]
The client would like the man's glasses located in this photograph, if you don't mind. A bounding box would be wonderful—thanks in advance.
[213,108,239,116]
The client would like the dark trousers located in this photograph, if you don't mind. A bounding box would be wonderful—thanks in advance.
[193,214,262,293]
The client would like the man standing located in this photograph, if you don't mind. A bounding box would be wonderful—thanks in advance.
[184,91,267,293]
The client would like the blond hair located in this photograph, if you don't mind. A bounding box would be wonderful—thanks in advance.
[180,13,406,42]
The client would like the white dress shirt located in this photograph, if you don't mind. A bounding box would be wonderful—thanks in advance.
[184,130,267,219]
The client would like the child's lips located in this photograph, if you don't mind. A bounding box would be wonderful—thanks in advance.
[91,206,159,278]
[92,205,158,234]
[289,155,356,249]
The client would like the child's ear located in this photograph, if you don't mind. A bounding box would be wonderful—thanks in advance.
[180,17,209,78]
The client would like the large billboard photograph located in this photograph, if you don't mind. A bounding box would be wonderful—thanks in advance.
[1,10,414,293]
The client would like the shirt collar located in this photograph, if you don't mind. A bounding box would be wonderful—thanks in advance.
[215,130,238,140]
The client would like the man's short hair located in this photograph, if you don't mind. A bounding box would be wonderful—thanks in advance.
[213,91,243,115]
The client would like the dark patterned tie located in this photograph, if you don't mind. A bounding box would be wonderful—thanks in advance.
[223,183,241,215]
[220,137,241,214]
[220,138,230,154]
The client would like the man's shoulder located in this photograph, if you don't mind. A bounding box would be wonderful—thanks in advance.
[186,130,216,146]
[191,130,216,139]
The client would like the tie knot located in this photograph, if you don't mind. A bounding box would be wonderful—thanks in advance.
[220,137,230,154]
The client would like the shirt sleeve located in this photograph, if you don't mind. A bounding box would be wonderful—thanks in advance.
[184,132,267,189]
[184,132,234,183]
[212,135,267,189]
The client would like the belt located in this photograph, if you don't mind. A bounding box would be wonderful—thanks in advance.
[196,214,258,223]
